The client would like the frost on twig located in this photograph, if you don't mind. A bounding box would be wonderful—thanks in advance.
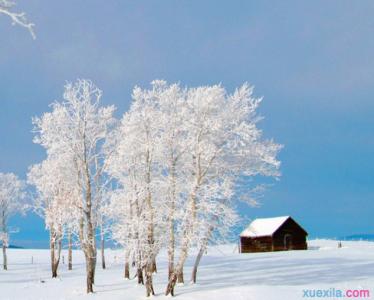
[0,0,35,39]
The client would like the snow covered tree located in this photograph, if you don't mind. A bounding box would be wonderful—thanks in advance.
[32,79,116,293]
[106,80,281,297]
[0,0,35,38]
[27,157,79,278]
[0,172,26,270]
[106,85,168,296]
[150,82,190,282]
[164,83,281,296]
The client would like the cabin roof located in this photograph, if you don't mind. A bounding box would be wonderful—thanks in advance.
[240,216,290,238]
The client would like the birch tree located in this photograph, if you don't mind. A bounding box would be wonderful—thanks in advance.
[165,83,281,295]
[0,0,35,38]
[106,87,167,296]
[32,79,116,293]
[65,208,78,271]
[151,82,190,281]
[0,172,26,270]
[28,157,79,277]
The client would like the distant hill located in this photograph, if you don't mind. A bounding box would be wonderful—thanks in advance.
[8,245,24,249]
[8,240,49,249]
[340,234,374,241]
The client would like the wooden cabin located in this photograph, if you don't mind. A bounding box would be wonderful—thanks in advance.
[239,216,308,253]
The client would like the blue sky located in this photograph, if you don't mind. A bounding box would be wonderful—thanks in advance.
[1,0,373,247]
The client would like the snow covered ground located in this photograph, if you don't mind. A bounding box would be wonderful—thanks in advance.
[0,239,373,300]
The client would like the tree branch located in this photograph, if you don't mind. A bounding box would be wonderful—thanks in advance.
[0,0,35,39]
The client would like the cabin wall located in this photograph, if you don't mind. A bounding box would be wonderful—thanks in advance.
[272,234,307,251]
[272,219,307,251]
[240,236,273,253]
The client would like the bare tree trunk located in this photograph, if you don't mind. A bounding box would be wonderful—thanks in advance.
[168,228,174,280]
[124,262,130,279]
[145,262,155,297]
[101,228,106,270]
[78,216,95,292]
[165,271,178,296]
[191,247,204,284]
[50,228,62,278]
[81,220,96,293]
[82,161,97,293]
[57,233,62,267]
[93,234,97,284]
[2,215,8,270]
[137,267,144,284]
[145,150,155,261]
[83,231,96,293]
[135,248,144,284]
[124,250,130,279]
[167,167,175,280]
[165,182,199,296]
[50,231,56,278]
[2,242,7,270]
[165,244,189,296]
[144,149,156,295]
[177,267,184,284]
[68,230,72,270]
[85,251,95,294]
[191,226,212,284]
[152,258,157,273]
[168,253,174,280]
[82,235,96,293]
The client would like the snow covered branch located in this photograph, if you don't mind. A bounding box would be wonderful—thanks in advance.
[0,0,35,39]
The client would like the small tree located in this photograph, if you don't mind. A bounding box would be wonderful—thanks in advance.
[0,172,26,270]
[165,83,281,296]
[106,82,180,296]
[32,79,116,293]
[28,157,79,278]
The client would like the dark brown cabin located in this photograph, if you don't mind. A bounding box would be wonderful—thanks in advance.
[239,216,308,253]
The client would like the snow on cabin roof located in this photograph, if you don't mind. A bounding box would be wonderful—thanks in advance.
[240,216,290,237]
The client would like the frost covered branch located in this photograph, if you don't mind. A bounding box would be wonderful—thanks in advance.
[0,0,35,39]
